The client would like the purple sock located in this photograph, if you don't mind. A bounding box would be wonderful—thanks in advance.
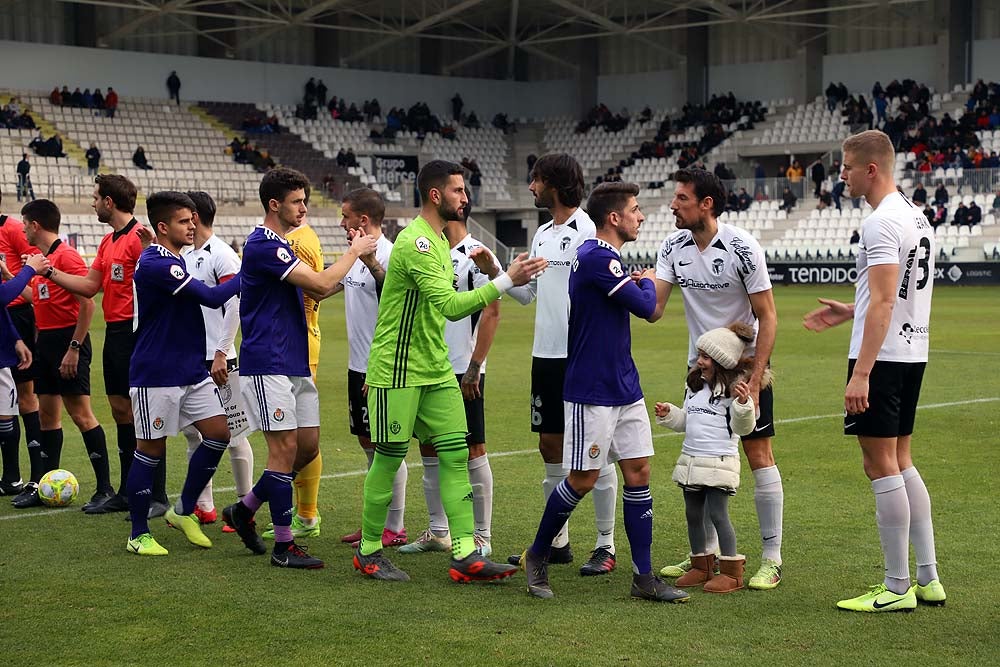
[531,479,582,558]
[241,490,263,514]
[274,526,294,543]
[623,485,653,575]
[179,438,228,515]
[262,470,294,533]
[127,451,159,539]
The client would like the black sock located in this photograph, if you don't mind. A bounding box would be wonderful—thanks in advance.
[40,428,63,473]
[0,417,20,482]
[82,425,113,493]
[152,454,168,504]
[116,423,136,496]
[23,411,44,483]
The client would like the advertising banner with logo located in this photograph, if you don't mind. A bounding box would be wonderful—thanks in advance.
[767,262,1000,286]
[366,155,419,186]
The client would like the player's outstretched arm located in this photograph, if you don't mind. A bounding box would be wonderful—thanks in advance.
[0,254,47,306]
[181,273,242,309]
[647,277,673,322]
[803,298,855,332]
[45,264,104,298]
[289,231,375,296]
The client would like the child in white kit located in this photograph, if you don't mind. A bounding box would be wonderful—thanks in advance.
[655,322,769,593]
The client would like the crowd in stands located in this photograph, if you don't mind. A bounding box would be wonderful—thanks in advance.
[226,137,275,173]
[49,85,119,117]
[576,104,632,133]
[241,110,281,134]
[335,148,358,168]
[0,99,36,130]
[28,131,65,158]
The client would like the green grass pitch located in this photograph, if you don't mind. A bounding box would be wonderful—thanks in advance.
[2,285,998,666]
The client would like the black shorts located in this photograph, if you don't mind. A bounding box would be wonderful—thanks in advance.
[844,359,925,438]
[743,383,776,440]
[530,356,567,434]
[35,327,92,396]
[347,369,370,437]
[8,304,36,384]
[103,321,134,398]
[457,373,486,445]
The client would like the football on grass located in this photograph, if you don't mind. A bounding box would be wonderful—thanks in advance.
[38,469,80,507]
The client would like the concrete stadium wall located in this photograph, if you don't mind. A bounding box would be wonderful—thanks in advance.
[710,59,798,103]
[596,69,682,112]
[972,38,1000,82]
[0,39,577,121]
[822,46,939,95]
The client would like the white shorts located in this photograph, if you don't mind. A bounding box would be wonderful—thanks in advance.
[0,367,17,416]
[131,377,226,439]
[242,374,319,433]
[563,399,654,471]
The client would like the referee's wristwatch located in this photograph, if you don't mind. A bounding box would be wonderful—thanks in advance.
[69,339,82,351]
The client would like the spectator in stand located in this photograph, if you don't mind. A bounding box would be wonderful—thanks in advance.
[526,154,537,184]
[451,93,463,121]
[105,87,118,118]
[779,186,796,212]
[952,202,968,227]
[786,160,804,199]
[50,86,62,106]
[469,165,482,206]
[809,159,825,197]
[493,113,512,133]
[753,162,766,198]
[166,71,181,105]
[825,82,839,111]
[93,87,105,110]
[817,188,833,210]
[713,161,734,182]
[968,200,982,226]
[737,188,752,211]
[849,229,860,245]
[346,148,358,168]
[70,88,84,108]
[832,178,846,211]
[132,146,153,170]
[316,80,327,107]
[85,143,101,176]
[933,184,949,206]
[60,85,71,104]
[992,189,1000,212]
[923,204,935,226]
[875,93,888,127]
[933,204,947,227]
[726,189,740,212]
[16,153,34,202]
[912,181,927,205]
[463,111,480,129]
[336,149,348,168]
[82,89,94,109]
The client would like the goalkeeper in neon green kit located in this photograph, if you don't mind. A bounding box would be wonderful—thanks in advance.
[353,160,548,582]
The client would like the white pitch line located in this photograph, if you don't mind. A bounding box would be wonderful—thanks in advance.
[2,397,995,522]
[931,349,1000,356]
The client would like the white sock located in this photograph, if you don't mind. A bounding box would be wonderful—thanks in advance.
[468,454,493,539]
[364,447,375,469]
[753,465,784,563]
[422,456,448,535]
[902,466,939,585]
[592,463,617,554]
[228,436,254,498]
[872,474,911,593]
[183,427,214,511]
[385,460,407,533]
[543,462,570,548]
[702,498,720,554]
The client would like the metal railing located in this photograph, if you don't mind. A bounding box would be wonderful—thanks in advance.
[900,166,1000,195]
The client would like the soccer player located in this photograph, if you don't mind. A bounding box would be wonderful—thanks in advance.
[400,202,498,557]
[180,191,254,526]
[649,167,784,591]
[804,130,943,612]
[12,199,114,510]
[0,192,43,499]
[125,191,242,556]
[45,175,161,517]
[352,160,545,582]
[520,182,687,603]
[504,153,620,576]
[222,167,376,569]
[335,187,408,548]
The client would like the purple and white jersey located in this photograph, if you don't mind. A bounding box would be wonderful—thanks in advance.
[564,238,657,406]
[239,226,309,377]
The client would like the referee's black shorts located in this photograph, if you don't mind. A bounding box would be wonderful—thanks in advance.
[103,320,134,398]
[35,326,92,396]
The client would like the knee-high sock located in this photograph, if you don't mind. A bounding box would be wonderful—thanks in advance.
[294,450,322,521]
[872,474,911,593]
[531,479,582,559]
[705,489,736,556]
[127,451,159,538]
[902,467,939,585]
[622,485,653,575]
[468,454,493,538]
[183,427,214,511]
[22,412,43,483]
[82,426,113,494]
[385,460,407,533]
[115,423,136,496]
[40,428,63,473]
[179,438,228,515]
[753,465,784,562]
[593,463,618,553]
[360,443,407,555]
[0,417,21,483]
[151,453,168,504]
[684,489,708,554]
[253,470,294,543]
[435,436,475,560]
[228,436,254,498]
[543,462,570,548]
[421,456,448,534]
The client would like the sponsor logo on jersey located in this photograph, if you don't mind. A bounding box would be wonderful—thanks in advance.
[111,263,125,282]
[677,277,731,290]
[898,322,929,345]
[345,276,367,289]
[560,236,572,251]
[196,257,204,269]
[276,247,292,264]
[688,406,721,417]
[730,236,757,274]
[608,259,624,278]
[170,264,185,280]
[548,260,572,267]
[415,236,431,253]
[152,417,164,430]
[678,259,693,266]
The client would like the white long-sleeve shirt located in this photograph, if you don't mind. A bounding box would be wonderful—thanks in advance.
[656,382,756,457]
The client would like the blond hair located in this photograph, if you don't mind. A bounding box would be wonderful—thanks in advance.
[842,130,895,174]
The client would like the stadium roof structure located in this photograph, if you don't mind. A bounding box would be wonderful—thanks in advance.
[63,0,932,75]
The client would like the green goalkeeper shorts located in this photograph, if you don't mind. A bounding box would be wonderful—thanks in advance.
[367,378,468,445]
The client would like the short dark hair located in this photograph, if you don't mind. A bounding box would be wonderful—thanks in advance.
[673,167,725,217]
[21,199,60,232]
[586,182,640,229]
[342,187,385,225]
[146,191,196,228]
[259,167,310,211]
[417,160,464,204]
[95,174,137,213]
[530,153,586,208]
[185,190,217,227]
